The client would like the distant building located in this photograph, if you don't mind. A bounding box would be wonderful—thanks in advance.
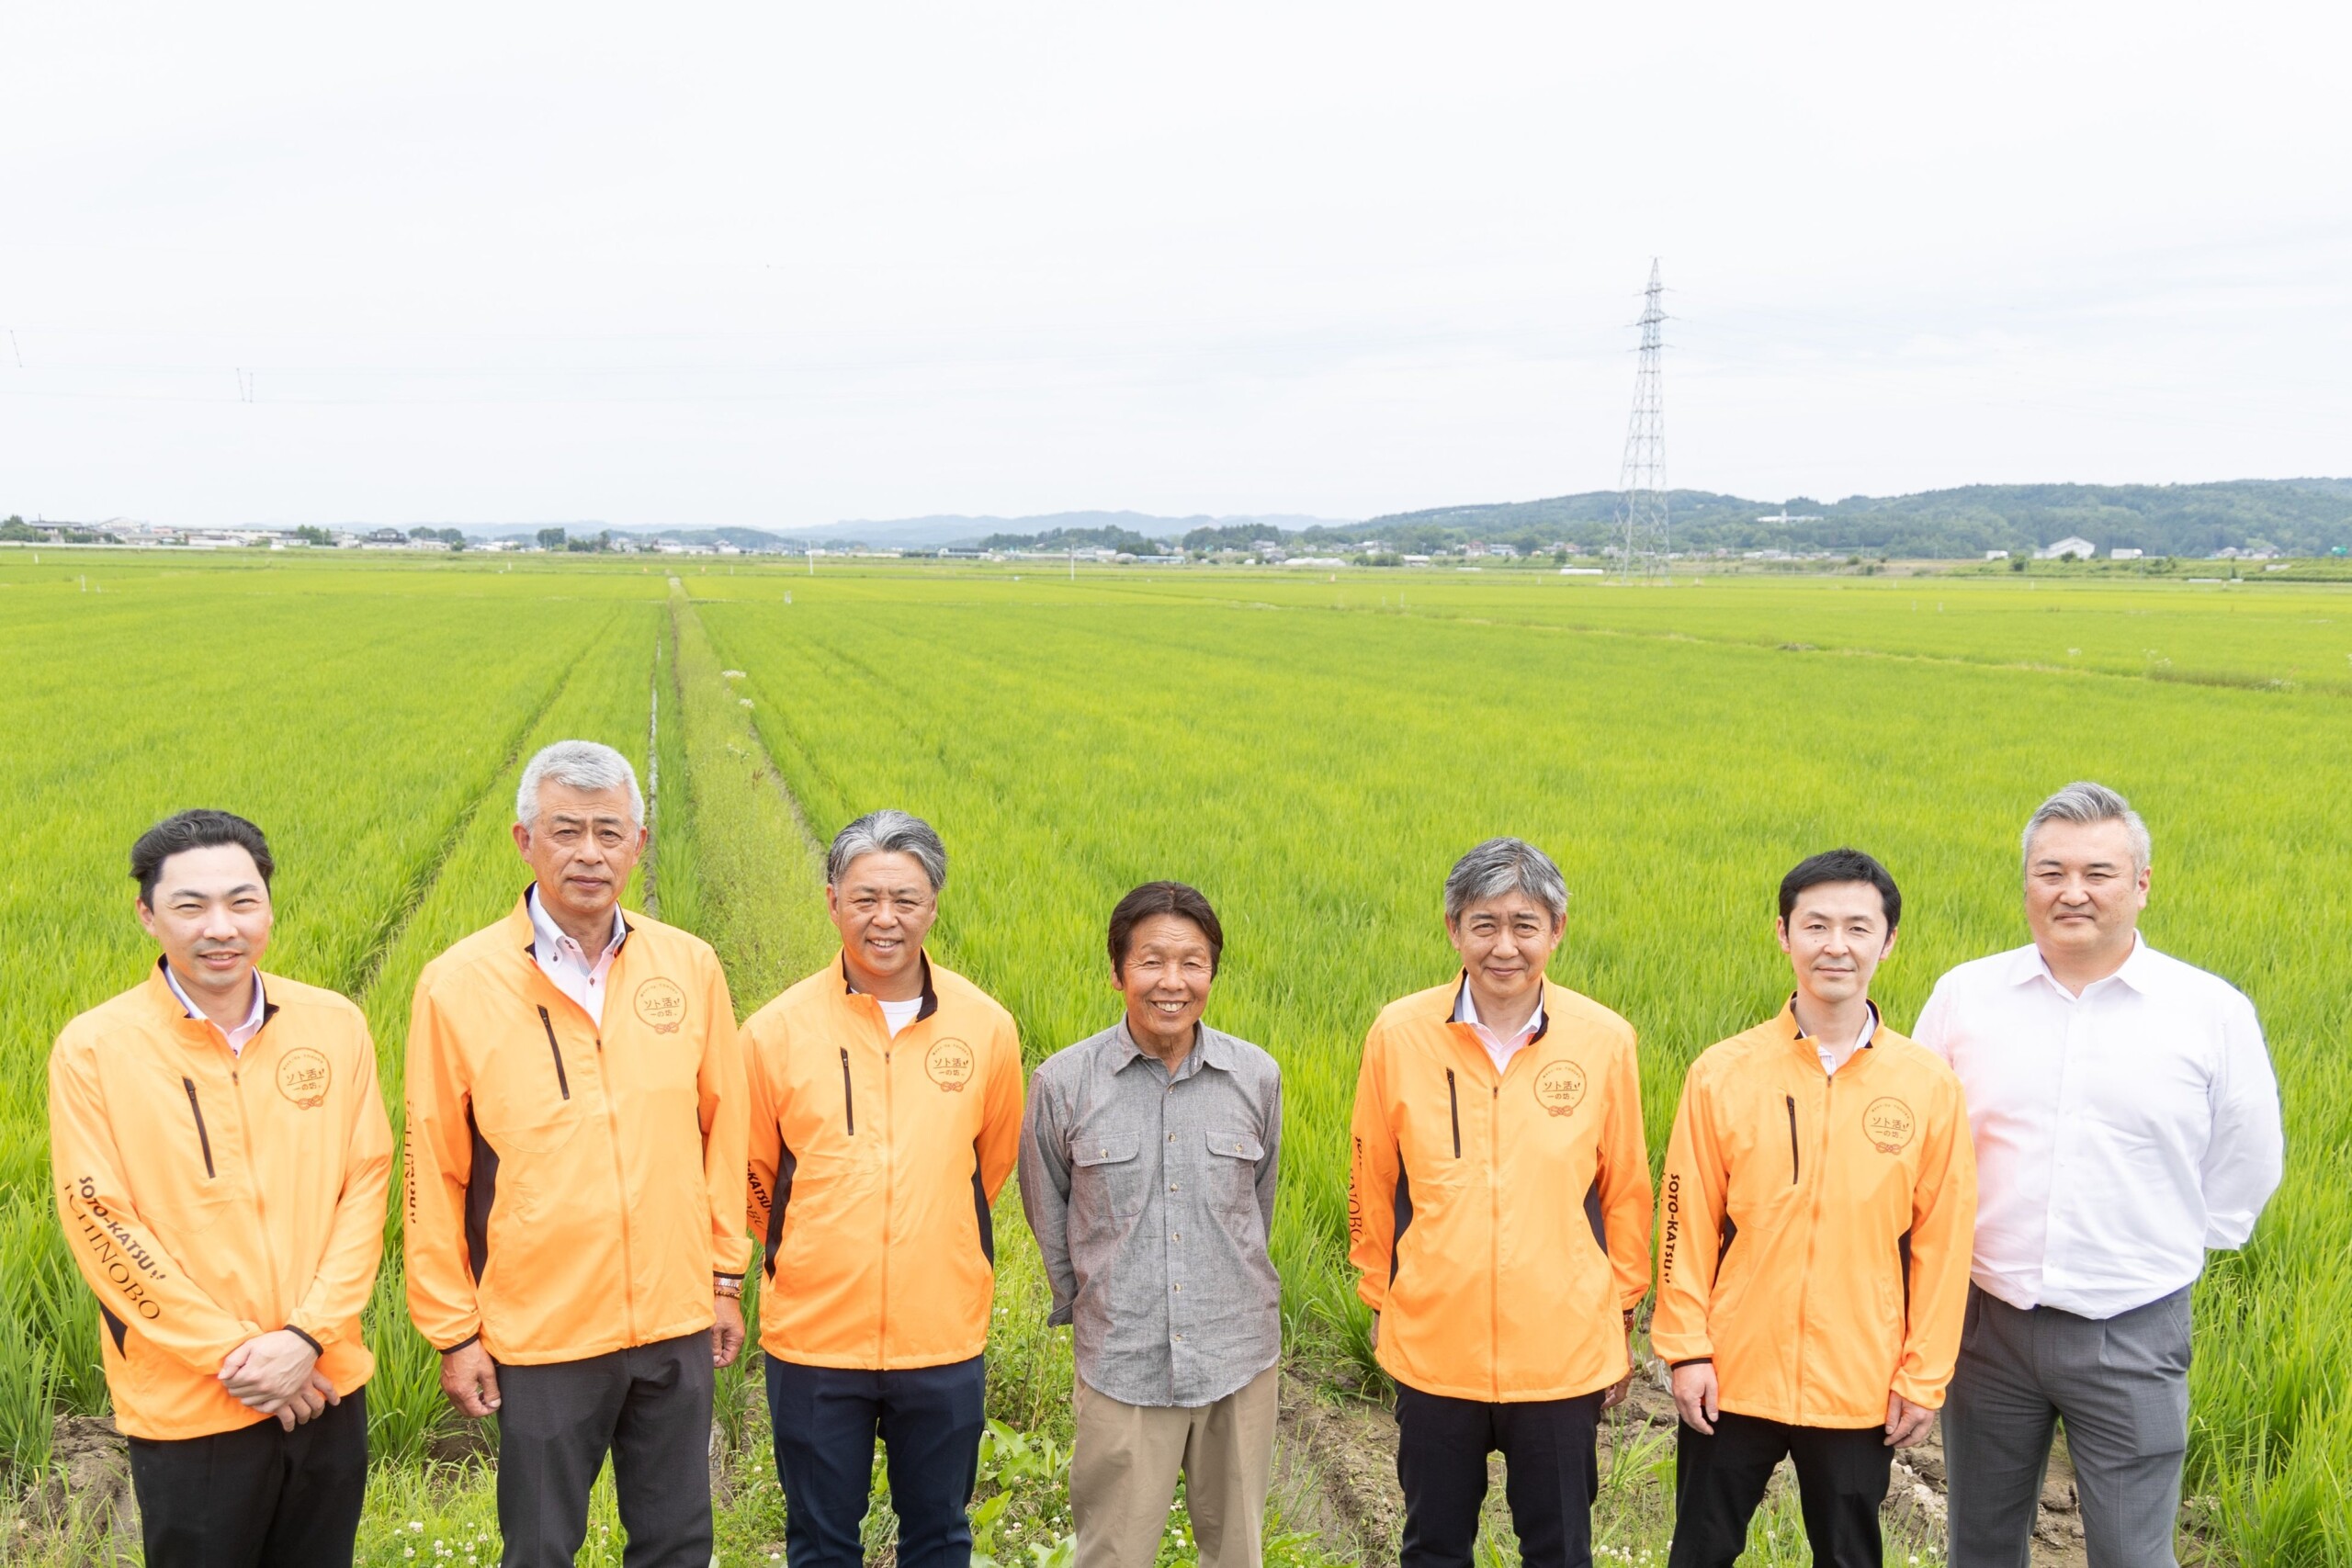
[2110,547,2143,560]
[1984,550,2009,561]
[2036,536,2097,560]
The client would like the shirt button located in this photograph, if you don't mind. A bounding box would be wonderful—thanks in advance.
[1168,1133,1176,1143]
[1172,1283,1182,1292]
[1169,1184,1179,1192]
[1173,1334,1183,1342]
[1172,1233,1182,1242]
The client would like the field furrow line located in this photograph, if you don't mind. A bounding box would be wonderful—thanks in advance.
[339,612,608,1005]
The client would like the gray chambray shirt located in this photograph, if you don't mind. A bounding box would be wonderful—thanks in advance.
[1019,1020,1282,1408]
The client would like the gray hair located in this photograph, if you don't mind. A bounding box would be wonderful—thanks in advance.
[2022,781,2151,872]
[1444,837,1568,927]
[828,808,947,892]
[516,740,644,829]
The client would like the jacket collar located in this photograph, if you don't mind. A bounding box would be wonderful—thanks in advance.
[512,886,633,963]
[1445,972,1553,1046]
[838,950,940,1023]
[1778,995,1879,1066]
[145,956,280,1037]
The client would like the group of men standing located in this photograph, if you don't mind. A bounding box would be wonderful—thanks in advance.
[51,739,2282,1568]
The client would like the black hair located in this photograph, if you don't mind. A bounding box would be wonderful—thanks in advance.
[131,809,276,907]
[1108,882,1225,975]
[1778,847,1900,930]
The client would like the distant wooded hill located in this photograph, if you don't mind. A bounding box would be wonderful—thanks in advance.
[1331,479,2352,558]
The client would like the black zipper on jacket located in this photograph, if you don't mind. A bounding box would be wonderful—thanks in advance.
[1785,1094,1800,1184]
[182,1077,215,1178]
[839,1048,856,1135]
[537,1007,571,1100]
[1446,1069,1462,1157]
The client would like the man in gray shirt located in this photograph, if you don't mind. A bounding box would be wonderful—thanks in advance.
[1021,882,1283,1568]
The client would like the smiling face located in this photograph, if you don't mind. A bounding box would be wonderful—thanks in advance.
[826,850,938,994]
[137,843,273,1004]
[1114,912,1216,1049]
[1447,890,1563,1013]
[2024,816,2149,964]
[1776,880,1896,1010]
[513,779,645,930]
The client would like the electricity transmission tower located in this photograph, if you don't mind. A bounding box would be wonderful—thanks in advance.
[1613,259,1669,582]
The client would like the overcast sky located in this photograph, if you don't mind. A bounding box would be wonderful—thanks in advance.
[4,2,2347,529]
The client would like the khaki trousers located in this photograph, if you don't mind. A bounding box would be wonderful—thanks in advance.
[1070,1365,1281,1568]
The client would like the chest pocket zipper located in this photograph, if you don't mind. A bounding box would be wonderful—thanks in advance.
[537,1008,571,1100]
[840,1048,856,1134]
[1786,1094,1800,1184]
[182,1078,215,1178]
[1446,1069,1462,1157]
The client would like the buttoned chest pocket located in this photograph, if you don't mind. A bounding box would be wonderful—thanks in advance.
[1203,1129,1264,1213]
[1071,1135,1148,1219]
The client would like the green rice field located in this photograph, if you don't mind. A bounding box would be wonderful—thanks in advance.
[2,551,2345,1563]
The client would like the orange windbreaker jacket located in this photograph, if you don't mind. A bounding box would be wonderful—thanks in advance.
[50,964,392,1440]
[1348,976,1654,1403]
[1651,1003,1976,1427]
[743,953,1023,1370]
[404,895,750,1363]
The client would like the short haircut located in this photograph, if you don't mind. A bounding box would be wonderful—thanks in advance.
[2023,781,2151,872]
[827,809,947,892]
[131,809,275,907]
[516,740,644,828]
[1443,838,1568,927]
[1108,882,1226,974]
[1778,848,1901,931]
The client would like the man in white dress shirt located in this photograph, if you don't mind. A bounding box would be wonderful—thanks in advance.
[1914,782,2282,1568]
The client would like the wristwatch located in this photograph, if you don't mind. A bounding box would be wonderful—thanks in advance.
[714,1275,743,1300]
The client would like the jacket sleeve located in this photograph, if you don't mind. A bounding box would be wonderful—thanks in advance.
[975,1018,1024,1204]
[1893,1076,1978,1408]
[1650,1063,1728,1366]
[2199,989,2283,1249]
[697,958,752,1279]
[50,1032,261,1375]
[743,1014,782,1268]
[401,977,482,1351]
[289,1020,392,1355]
[1597,1030,1655,1314]
[1346,1029,1401,1313]
[1016,1068,1078,1325]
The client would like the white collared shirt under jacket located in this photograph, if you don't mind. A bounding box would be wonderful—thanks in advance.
[1912,935,2283,1320]
[526,885,626,1028]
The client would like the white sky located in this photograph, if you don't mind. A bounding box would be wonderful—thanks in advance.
[4,2,2347,529]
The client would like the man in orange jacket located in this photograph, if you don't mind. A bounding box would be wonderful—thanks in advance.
[404,741,750,1568]
[744,809,1024,1568]
[1348,838,1653,1568]
[51,809,391,1568]
[1652,849,1975,1568]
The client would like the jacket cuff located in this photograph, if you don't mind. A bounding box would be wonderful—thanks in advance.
[1668,1356,1713,1370]
[1890,1371,1946,1410]
[439,1333,481,1356]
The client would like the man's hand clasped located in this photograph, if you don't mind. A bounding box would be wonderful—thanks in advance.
[219,1328,338,1431]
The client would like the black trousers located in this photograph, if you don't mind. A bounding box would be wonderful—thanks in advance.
[765,1353,989,1568]
[1394,1380,1604,1568]
[127,1383,368,1568]
[1668,1410,1891,1568]
[493,1331,716,1568]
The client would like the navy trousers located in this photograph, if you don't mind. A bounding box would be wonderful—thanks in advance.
[765,1353,988,1568]
[1394,1380,1604,1568]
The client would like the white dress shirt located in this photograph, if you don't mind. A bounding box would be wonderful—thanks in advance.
[1913,934,2282,1319]
[527,886,626,1027]
[164,964,267,1055]
[1453,982,1546,1074]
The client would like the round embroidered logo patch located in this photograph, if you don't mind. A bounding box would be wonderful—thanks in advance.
[925,1037,976,1092]
[633,977,688,1034]
[276,1047,332,1110]
[1533,1058,1587,1117]
[1863,1097,1917,1155]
